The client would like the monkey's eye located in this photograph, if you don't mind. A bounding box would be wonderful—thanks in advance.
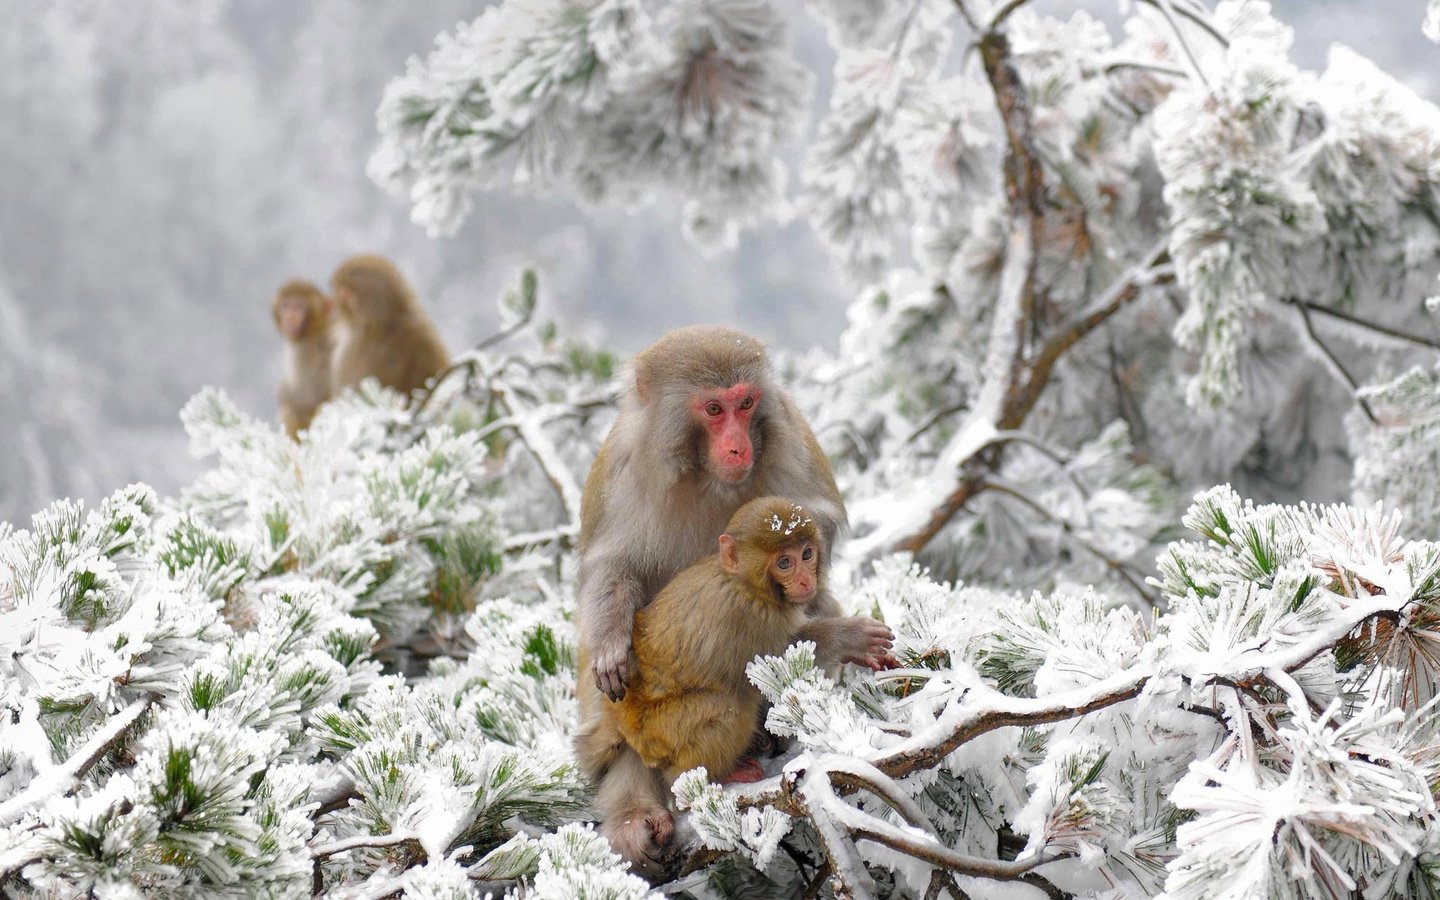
[705,401,723,417]
[777,557,792,570]
[739,396,754,410]
[802,547,813,561]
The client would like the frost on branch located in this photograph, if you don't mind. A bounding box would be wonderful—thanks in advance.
[1154,2,1440,409]
[509,824,660,900]
[1153,8,1322,408]
[0,297,615,895]
[1163,697,1436,900]
[1351,366,1440,537]
[672,769,792,867]
[802,0,918,51]
[369,0,648,235]
[371,0,809,249]
[177,386,501,647]
[799,5,975,279]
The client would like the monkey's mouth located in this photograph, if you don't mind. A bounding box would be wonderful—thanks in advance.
[714,461,753,483]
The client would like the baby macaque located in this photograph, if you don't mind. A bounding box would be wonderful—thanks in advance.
[576,497,893,877]
[272,278,333,438]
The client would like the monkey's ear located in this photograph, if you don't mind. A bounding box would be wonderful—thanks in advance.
[718,534,740,573]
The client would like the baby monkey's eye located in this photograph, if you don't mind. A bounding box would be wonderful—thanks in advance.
[802,547,814,560]
[777,557,792,570]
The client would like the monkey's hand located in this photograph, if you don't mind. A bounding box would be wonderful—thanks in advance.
[592,634,637,701]
[834,616,896,670]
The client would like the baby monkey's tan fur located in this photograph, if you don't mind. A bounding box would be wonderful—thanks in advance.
[613,496,819,781]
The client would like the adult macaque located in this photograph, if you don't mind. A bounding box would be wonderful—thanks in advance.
[329,254,449,399]
[575,497,893,876]
[271,279,334,439]
[578,325,869,704]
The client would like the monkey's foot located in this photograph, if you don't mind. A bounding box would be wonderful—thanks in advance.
[603,806,676,881]
[721,757,766,784]
[645,806,675,848]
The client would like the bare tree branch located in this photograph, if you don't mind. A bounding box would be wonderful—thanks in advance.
[1134,0,1231,48]
[1151,0,1211,88]
[502,525,578,552]
[985,0,1034,32]
[884,242,1173,556]
[1291,299,1379,424]
[1280,296,1440,352]
[0,841,42,884]
[312,831,421,861]
[978,478,1160,609]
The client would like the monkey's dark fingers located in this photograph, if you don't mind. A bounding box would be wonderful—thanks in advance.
[866,652,902,671]
[593,648,634,700]
[598,672,627,702]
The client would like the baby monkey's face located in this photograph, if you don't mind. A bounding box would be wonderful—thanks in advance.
[769,540,818,604]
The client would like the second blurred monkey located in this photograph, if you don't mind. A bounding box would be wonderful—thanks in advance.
[330,254,450,399]
[272,279,334,439]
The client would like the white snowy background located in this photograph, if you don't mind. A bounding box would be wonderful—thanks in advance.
[0,0,1434,527]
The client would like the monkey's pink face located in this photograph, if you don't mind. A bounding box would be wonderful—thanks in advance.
[769,541,818,604]
[692,383,760,482]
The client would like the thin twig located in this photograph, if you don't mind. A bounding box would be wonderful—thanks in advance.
[801,861,833,900]
[502,525,578,552]
[905,402,972,445]
[312,831,421,861]
[1134,0,1230,48]
[311,773,357,816]
[979,478,1160,609]
[1101,60,1189,79]
[0,841,42,884]
[890,0,929,64]
[800,778,880,900]
[824,757,934,831]
[1152,0,1211,89]
[950,0,980,31]
[812,771,1067,883]
[1281,296,1440,351]
[490,385,586,525]
[1292,299,1379,424]
[986,0,1033,31]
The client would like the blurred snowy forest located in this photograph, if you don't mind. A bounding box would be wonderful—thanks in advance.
[0,0,1436,527]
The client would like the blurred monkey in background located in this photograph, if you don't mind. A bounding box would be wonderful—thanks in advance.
[271,278,333,439]
[329,254,449,399]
